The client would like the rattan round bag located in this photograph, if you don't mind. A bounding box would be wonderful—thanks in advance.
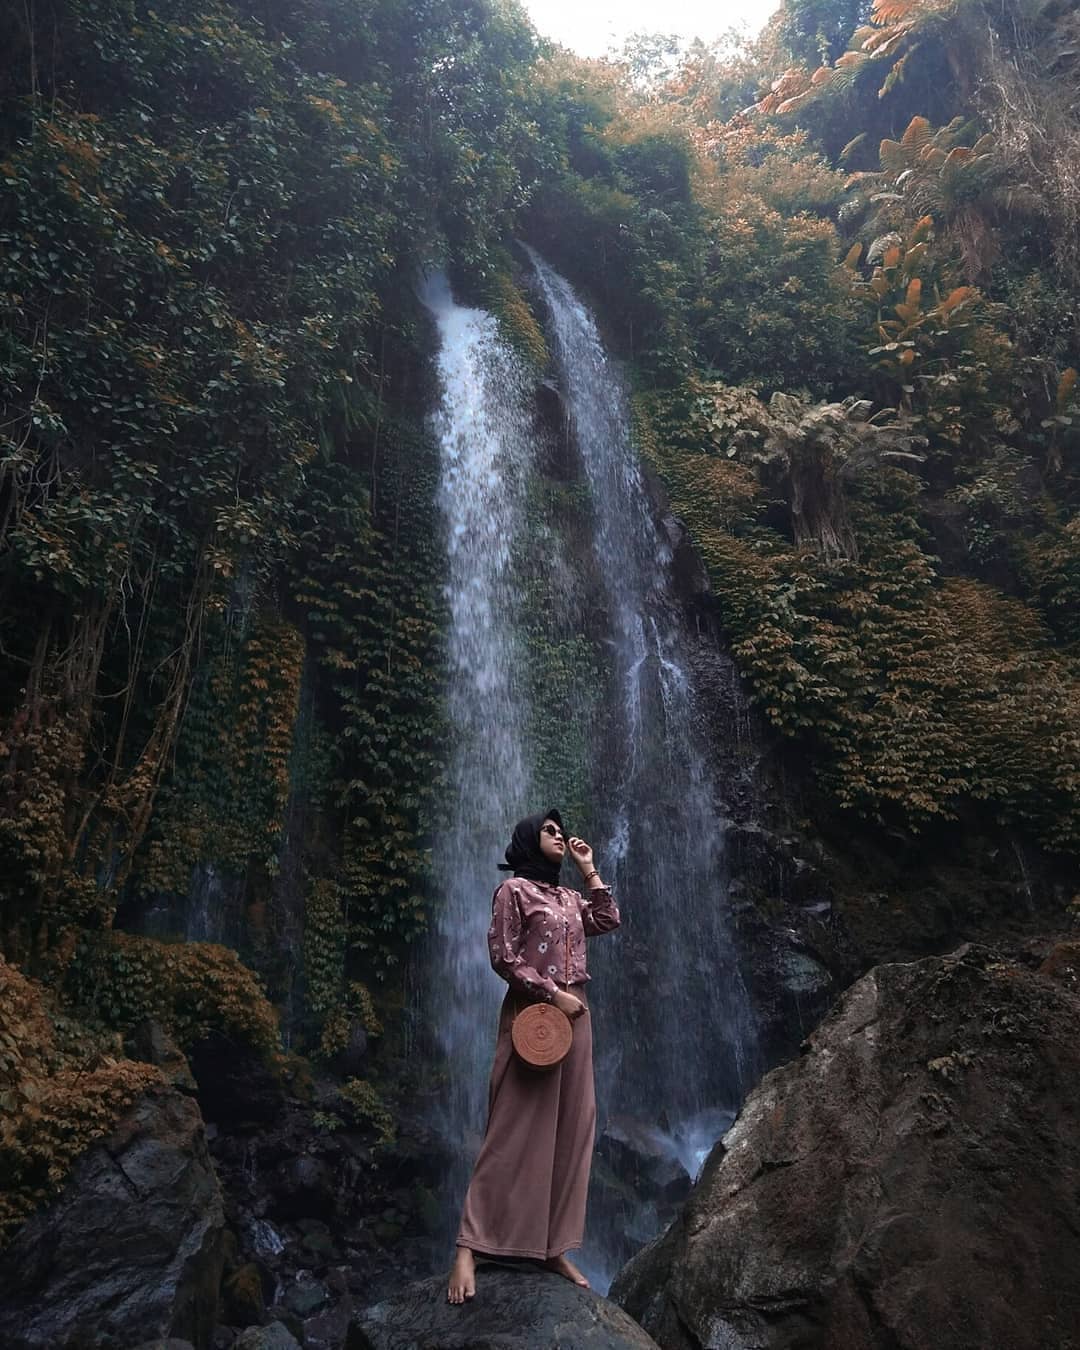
[511,1002,573,1070]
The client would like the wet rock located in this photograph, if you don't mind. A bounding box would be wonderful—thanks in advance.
[597,1117,692,1204]
[350,1266,661,1349]
[611,946,1080,1350]
[0,1084,226,1350]
[297,1215,340,1262]
[303,1292,355,1350]
[271,1154,338,1222]
[234,1324,302,1350]
[282,1270,331,1317]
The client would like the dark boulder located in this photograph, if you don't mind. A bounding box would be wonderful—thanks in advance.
[597,1116,692,1204]
[0,1084,226,1349]
[350,1265,661,1350]
[611,945,1080,1350]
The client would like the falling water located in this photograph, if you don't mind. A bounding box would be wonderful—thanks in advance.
[420,273,538,1218]
[526,248,760,1281]
[422,260,759,1289]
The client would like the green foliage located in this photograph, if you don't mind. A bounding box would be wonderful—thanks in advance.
[303,876,346,1038]
[292,445,447,978]
[66,932,281,1060]
[514,475,604,835]
[0,956,159,1244]
[775,0,871,66]
[639,380,1080,851]
[340,1075,396,1147]
[0,0,526,984]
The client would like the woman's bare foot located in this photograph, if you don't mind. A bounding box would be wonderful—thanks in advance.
[545,1253,590,1288]
[447,1246,476,1304]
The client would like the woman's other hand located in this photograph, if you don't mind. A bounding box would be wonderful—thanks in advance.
[553,989,587,1020]
[567,836,593,873]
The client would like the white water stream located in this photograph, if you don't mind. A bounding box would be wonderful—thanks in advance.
[420,273,538,1190]
[423,259,758,1289]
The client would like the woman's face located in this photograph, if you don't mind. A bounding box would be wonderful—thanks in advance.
[538,817,566,865]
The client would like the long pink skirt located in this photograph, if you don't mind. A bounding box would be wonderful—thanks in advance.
[456,985,595,1260]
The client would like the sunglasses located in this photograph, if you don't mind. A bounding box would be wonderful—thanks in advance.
[540,824,565,842]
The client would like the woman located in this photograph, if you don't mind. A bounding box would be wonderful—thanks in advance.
[447,808,620,1304]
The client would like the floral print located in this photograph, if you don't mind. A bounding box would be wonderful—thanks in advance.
[487,877,620,1003]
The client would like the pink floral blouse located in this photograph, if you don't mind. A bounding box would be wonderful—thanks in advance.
[487,877,620,1003]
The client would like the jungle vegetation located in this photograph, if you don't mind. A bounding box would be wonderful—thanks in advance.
[1,0,1078,1234]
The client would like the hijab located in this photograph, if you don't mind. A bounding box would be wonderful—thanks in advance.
[497,807,564,887]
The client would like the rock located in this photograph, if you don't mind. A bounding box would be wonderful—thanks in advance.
[349,1266,661,1349]
[611,946,1080,1350]
[0,1084,226,1350]
[132,1342,198,1350]
[303,1292,354,1350]
[283,1270,331,1317]
[233,1324,302,1350]
[1039,937,1080,992]
[271,1154,338,1222]
[125,1017,199,1093]
[597,1117,692,1204]
[297,1215,340,1261]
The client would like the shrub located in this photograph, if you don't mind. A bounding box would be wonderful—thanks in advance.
[66,932,281,1060]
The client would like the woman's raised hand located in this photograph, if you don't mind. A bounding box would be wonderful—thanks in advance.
[567,836,593,872]
[553,989,587,1019]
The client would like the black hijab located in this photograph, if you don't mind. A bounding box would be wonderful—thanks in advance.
[497,808,564,887]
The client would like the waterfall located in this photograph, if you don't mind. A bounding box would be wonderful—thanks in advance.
[422,260,759,1290]
[420,272,538,1213]
[525,249,760,1282]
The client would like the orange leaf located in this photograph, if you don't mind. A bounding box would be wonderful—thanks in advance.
[938,286,976,316]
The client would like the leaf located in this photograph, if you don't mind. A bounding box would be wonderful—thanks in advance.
[901,116,933,152]
[843,242,863,270]
[839,133,868,164]
[938,286,977,316]
[873,0,920,21]
[1058,368,1078,412]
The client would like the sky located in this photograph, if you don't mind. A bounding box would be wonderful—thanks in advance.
[519,0,779,58]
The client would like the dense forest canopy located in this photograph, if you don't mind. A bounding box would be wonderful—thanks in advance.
[1,0,1079,1239]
